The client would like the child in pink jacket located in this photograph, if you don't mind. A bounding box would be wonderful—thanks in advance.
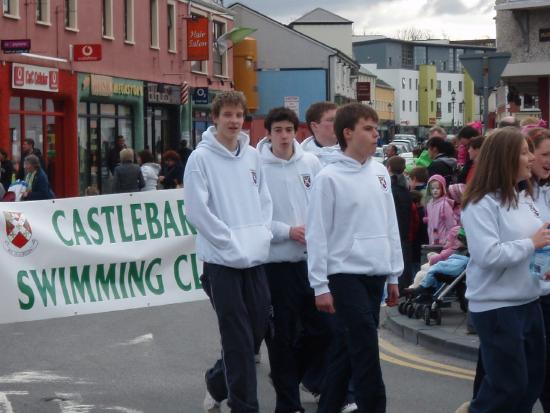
[424,174,456,245]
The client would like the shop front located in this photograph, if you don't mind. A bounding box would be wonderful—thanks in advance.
[144,82,182,162]
[78,74,144,195]
[0,62,78,198]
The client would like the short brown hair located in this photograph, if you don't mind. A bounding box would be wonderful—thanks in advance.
[334,103,378,151]
[428,125,447,138]
[212,91,247,118]
[469,136,485,150]
[162,150,181,163]
[387,155,406,175]
[264,107,299,132]
[138,149,154,164]
[463,127,530,209]
[409,166,429,183]
[305,101,337,134]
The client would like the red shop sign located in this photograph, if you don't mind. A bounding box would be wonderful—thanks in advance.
[73,44,102,62]
[187,17,209,61]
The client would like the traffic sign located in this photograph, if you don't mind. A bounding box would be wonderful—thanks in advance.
[1,39,31,54]
[73,44,102,62]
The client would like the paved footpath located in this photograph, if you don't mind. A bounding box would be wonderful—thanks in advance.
[0,300,543,412]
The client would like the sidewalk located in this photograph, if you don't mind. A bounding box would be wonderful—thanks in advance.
[382,302,479,362]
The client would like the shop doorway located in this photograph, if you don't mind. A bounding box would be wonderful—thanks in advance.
[8,96,63,193]
[78,102,133,195]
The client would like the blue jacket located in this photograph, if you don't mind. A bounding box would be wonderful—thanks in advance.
[25,169,54,201]
[427,254,469,277]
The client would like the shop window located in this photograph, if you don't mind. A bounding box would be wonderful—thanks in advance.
[124,0,134,43]
[9,114,20,164]
[213,20,227,77]
[167,1,176,52]
[150,0,159,48]
[190,13,207,74]
[36,0,50,24]
[102,0,113,38]
[3,0,19,17]
[64,0,77,30]
[25,98,43,112]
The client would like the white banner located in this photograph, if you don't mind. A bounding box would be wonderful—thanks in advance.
[0,190,207,324]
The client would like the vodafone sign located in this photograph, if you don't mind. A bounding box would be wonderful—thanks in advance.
[73,44,102,62]
[12,63,59,92]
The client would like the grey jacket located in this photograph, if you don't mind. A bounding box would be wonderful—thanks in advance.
[113,162,145,193]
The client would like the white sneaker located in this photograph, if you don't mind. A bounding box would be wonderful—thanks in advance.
[340,402,358,413]
[203,390,221,413]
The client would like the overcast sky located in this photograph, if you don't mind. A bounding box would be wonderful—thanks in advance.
[229,0,496,40]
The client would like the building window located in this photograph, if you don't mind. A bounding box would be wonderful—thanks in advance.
[213,20,227,76]
[388,57,392,67]
[3,0,19,16]
[64,0,77,29]
[437,80,441,91]
[416,101,418,112]
[459,102,464,113]
[437,102,442,117]
[402,100,406,112]
[167,1,176,52]
[430,79,434,90]
[415,79,418,90]
[402,44,414,69]
[36,0,50,23]
[448,81,452,92]
[124,0,134,42]
[443,61,447,71]
[431,101,434,112]
[402,78,406,89]
[190,13,208,74]
[150,0,159,48]
[409,78,412,89]
[448,102,452,113]
[409,101,412,112]
[102,0,113,37]
[459,81,463,92]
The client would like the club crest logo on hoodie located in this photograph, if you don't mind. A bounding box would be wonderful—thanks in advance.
[250,170,258,186]
[301,174,312,190]
[377,175,388,192]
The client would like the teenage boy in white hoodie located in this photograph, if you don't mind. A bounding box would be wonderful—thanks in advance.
[184,91,273,413]
[307,103,402,413]
[301,102,340,166]
[258,107,329,413]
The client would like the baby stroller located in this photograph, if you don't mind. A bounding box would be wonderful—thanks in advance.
[422,269,467,325]
[398,270,468,325]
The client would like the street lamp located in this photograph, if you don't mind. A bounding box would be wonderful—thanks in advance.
[451,89,456,129]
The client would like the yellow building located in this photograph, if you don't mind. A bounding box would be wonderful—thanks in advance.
[375,79,395,140]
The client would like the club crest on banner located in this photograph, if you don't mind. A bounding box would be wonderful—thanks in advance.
[250,170,258,186]
[3,211,38,257]
[377,175,388,191]
[301,174,312,189]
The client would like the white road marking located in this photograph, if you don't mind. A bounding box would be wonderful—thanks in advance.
[55,393,94,413]
[106,407,143,413]
[0,371,70,384]
[0,391,28,413]
[114,333,154,346]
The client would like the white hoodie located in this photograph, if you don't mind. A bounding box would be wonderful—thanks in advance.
[462,192,542,312]
[301,136,342,166]
[184,126,273,269]
[258,138,322,263]
[306,153,404,296]
[141,162,161,191]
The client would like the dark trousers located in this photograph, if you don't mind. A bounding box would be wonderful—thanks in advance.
[264,261,332,413]
[540,295,550,412]
[469,301,545,413]
[318,274,387,413]
[205,263,271,413]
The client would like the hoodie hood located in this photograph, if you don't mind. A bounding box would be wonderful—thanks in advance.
[427,174,447,196]
[142,162,161,173]
[197,125,250,159]
[257,137,304,164]
[301,136,342,166]
[434,153,457,170]
[327,151,379,172]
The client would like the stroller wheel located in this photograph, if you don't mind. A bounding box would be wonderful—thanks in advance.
[423,306,431,325]
[398,301,407,315]
[434,307,442,325]
[415,304,424,319]
[406,303,415,318]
